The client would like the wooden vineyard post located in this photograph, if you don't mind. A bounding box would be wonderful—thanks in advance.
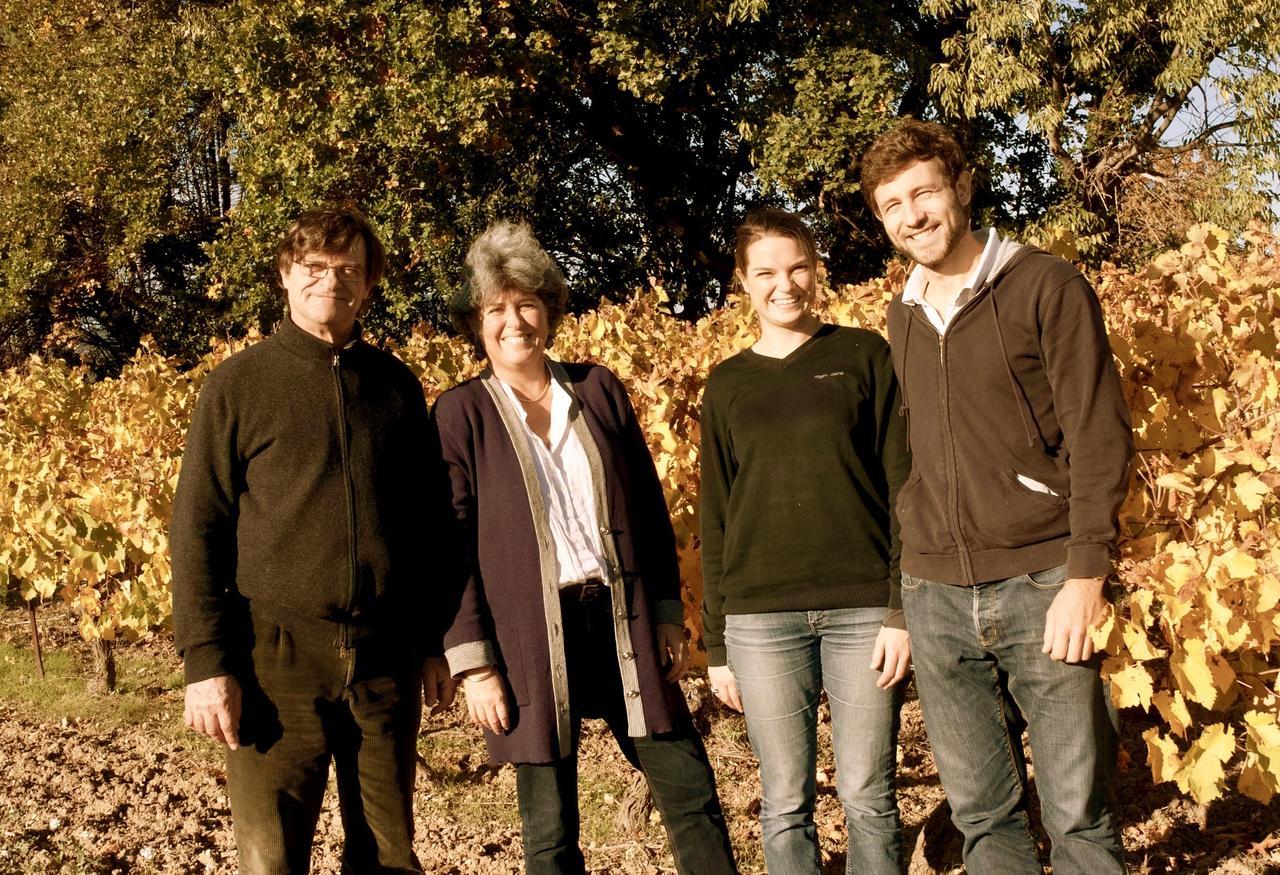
[28,600,45,680]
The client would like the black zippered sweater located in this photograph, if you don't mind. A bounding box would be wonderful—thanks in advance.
[171,317,440,684]
[886,248,1133,586]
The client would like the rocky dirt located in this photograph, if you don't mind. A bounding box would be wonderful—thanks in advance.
[1,610,1278,874]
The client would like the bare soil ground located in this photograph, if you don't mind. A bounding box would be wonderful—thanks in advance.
[1,607,1277,874]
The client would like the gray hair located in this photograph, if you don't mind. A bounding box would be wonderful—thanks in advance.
[451,220,570,360]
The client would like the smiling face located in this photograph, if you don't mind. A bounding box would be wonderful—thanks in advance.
[477,289,550,375]
[871,157,973,271]
[738,234,816,335]
[280,236,371,345]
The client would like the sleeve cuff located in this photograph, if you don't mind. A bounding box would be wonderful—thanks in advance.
[445,640,498,678]
[182,643,231,686]
[705,643,727,667]
[1066,543,1113,580]
[654,599,685,627]
[881,608,906,630]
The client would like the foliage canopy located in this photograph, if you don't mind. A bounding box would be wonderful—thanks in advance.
[0,0,1276,366]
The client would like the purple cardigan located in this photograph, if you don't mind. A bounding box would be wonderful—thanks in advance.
[432,361,689,764]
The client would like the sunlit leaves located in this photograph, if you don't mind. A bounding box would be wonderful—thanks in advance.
[1102,222,1280,804]
[1,222,1278,807]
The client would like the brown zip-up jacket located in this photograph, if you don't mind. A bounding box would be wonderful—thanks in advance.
[886,246,1132,586]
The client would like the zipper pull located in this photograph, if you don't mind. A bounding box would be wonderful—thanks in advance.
[332,352,340,367]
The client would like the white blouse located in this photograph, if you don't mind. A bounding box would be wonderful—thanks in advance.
[496,376,608,586]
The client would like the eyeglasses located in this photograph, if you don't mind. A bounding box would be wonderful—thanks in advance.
[297,260,366,284]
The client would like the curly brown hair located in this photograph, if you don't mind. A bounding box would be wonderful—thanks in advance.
[860,119,968,215]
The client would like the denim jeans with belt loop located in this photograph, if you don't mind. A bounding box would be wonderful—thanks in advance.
[901,564,1125,875]
[725,607,902,875]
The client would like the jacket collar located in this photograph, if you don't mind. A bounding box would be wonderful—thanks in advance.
[274,315,363,361]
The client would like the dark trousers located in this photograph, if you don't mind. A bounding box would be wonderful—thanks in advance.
[227,614,423,875]
[515,593,737,875]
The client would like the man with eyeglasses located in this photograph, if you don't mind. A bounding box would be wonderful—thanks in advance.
[171,205,456,873]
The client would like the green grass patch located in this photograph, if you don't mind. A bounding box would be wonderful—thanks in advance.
[0,639,185,735]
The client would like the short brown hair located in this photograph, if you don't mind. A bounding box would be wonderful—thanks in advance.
[860,119,968,214]
[733,208,819,281]
[275,205,386,289]
[451,220,569,360]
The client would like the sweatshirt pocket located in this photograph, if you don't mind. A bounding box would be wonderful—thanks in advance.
[966,468,1070,549]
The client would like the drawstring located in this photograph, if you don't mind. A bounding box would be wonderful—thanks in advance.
[988,291,1039,447]
[897,313,913,438]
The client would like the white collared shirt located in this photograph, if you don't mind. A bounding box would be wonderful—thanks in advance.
[902,227,1002,334]
[497,376,608,586]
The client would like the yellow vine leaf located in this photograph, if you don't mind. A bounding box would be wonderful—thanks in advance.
[1103,656,1154,709]
[1152,689,1193,738]
[1156,472,1197,495]
[1233,472,1270,512]
[1258,574,1280,614]
[1090,602,1121,653]
[1171,639,1237,708]
[1122,618,1165,661]
[1175,724,1236,804]
[1216,548,1258,581]
[1239,710,1280,805]
[1144,726,1183,784]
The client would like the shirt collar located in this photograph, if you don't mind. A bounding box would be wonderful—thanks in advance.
[902,227,1001,308]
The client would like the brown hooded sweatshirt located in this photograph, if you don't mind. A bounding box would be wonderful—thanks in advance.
[886,238,1132,586]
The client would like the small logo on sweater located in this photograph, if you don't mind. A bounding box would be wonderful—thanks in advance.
[813,371,845,380]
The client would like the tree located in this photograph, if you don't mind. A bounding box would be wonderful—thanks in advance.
[199,0,942,339]
[0,0,232,371]
[924,0,1280,257]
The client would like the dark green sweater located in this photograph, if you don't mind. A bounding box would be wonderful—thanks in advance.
[698,325,911,665]
[170,317,439,684]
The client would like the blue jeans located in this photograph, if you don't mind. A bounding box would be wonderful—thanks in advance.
[725,608,901,875]
[901,565,1124,875]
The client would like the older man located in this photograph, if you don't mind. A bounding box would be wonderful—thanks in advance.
[172,206,455,873]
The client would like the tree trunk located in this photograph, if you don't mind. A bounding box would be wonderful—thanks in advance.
[28,601,45,681]
[88,636,117,694]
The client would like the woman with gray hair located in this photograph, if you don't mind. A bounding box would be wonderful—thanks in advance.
[432,221,736,874]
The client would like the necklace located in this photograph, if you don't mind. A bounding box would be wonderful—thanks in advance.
[514,370,551,404]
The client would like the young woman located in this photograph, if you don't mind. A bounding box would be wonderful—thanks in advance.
[700,208,912,874]
[433,220,736,875]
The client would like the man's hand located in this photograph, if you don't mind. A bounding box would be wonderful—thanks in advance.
[657,623,689,682]
[422,656,458,716]
[184,675,242,749]
[707,664,743,712]
[870,626,911,689]
[462,667,510,735]
[1043,577,1108,663]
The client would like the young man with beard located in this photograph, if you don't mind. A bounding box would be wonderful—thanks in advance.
[860,119,1132,874]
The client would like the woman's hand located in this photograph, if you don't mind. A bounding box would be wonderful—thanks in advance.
[870,626,912,689]
[708,664,743,712]
[657,623,689,682]
[462,667,510,735]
